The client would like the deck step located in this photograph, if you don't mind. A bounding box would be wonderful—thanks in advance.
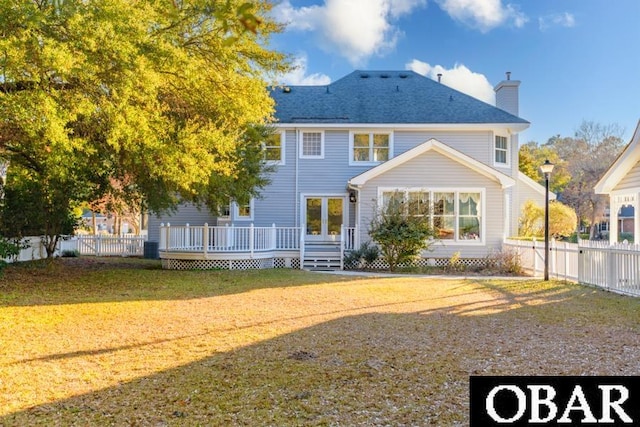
[303,244,342,270]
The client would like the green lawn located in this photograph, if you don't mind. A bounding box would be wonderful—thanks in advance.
[1,258,639,426]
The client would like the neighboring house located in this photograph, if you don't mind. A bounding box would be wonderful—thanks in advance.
[594,120,640,244]
[149,70,546,269]
[595,205,635,239]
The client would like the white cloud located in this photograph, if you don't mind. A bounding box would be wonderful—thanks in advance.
[436,0,528,32]
[406,59,496,104]
[539,12,576,31]
[273,0,426,66]
[277,55,332,86]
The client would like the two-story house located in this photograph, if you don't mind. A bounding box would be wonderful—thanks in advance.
[150,70,545,270]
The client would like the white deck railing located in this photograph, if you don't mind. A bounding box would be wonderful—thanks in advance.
[503,238,640,297]
[159,223,301,254]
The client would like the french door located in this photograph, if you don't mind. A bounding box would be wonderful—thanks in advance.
[305,196,345,242]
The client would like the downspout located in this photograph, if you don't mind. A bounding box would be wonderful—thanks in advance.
[295,128,299,227]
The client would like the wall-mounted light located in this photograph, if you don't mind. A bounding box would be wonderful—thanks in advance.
[349,191,357,203]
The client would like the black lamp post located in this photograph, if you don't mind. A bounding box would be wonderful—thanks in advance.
[540,159,554,280]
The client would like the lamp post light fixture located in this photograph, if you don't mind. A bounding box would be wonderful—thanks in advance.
[540,159,554,280]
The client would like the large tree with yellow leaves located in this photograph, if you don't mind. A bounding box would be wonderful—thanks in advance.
[0,0,289,255]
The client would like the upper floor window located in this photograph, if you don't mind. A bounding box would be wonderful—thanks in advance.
[351,132,391,164]
[494,135,509,166]
[300,131,324,159]
[263,132,284,164]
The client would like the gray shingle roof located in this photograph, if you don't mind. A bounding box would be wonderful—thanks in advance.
[270,70,529,125]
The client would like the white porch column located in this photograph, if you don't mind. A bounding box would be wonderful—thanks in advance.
[609,196,618,244]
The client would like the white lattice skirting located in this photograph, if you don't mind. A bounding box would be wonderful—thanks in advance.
[162,257,301,270]
[346,257,488,270]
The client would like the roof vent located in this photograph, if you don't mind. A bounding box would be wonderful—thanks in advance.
[399,73,408,79]
[360,73,369,78]
[283,87,291,93]
[506,71,511,80]
[380,73,390,78]
[437,73,442,83]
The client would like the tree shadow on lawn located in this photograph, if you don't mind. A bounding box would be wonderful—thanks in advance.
[3,281,639,426]
[0,258,361,307]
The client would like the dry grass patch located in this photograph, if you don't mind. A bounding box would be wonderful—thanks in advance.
[1,258,639,426]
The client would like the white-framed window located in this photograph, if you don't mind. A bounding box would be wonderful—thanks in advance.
[300,131,324,159]
[379,188,484,243]
[218,203,231,218]
[494,135,509,166]
[233,199,254,221]
[350,131,392,164]
[263,131,284,165]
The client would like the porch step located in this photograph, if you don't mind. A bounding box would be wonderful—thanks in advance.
[303,244,342,270]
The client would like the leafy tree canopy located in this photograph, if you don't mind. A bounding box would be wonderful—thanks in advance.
[0,0,290,217]
[519,121,625,238]
[518,199,578,239]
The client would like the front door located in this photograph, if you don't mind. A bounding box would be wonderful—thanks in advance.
[305,197,344,242]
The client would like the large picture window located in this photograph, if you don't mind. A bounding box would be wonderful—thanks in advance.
[380,188,483,242]
[351,132,391,163]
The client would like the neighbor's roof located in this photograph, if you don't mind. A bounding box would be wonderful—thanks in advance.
[270,70,530,126]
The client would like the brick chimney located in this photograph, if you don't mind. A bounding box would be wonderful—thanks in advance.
[494,71,520,116]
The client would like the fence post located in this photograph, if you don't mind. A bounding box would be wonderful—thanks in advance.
[607,244,615,290]
[532,237,538,276]
[299,225,305,269]
[563,241,569,281]
[551,238,556,279]
[96,234,101,256]
[340,224,345,270]
[203,223,209,256]
[165,223,171,251]
[249,223,254,259]
[272,223,277,250]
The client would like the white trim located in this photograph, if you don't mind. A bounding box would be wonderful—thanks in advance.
[376,186,486,246]
[348,130,394,166]
[595,119,640,194]
[349,138,515,189]
[493,133,510,168]
[299,130,324,159]
[264,131,285,166]
[273,122,529,133]
[518,172,557,200]
[233,199,254,221]
[299,193,348,241]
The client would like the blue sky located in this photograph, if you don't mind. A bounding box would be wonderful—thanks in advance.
[269,0,640,145]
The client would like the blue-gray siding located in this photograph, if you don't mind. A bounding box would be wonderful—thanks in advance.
[357,150,505,258]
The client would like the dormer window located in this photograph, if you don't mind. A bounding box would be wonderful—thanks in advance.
[494,135,509,166]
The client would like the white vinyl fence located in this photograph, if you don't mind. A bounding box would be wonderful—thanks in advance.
[503,238,640,297]
[3,235,146,263]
